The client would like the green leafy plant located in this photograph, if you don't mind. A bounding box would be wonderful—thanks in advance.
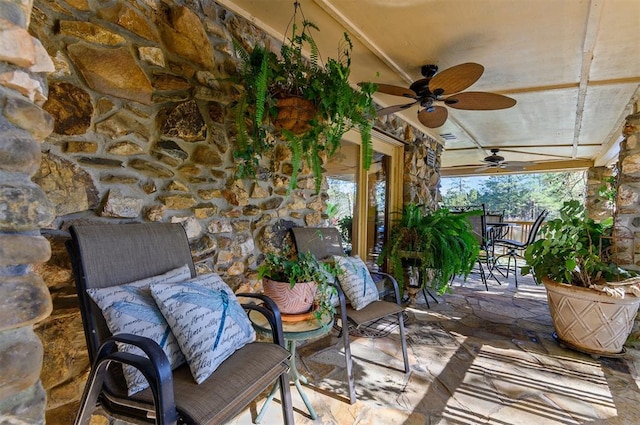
[522,200,636,287]
[258,251,337,319]
[232,19,377,192]
[336,215,353,245]
[377,204,481,295]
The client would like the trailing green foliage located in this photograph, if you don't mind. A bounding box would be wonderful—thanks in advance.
[523,200,636,287]
[232,20,377,192]
[336,215,353,246]
[378,204,481,295]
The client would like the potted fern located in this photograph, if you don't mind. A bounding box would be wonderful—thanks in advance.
[232,19,377,192]
[377,204,481,297]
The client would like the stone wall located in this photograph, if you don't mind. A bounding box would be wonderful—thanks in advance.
[23,0,441,421]
[401,128,442,209]
[585,166,614,222]
[0,0,55,423]
[614,112,640,272]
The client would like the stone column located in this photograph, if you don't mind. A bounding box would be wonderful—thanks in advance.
[613,112,640,272]
[0,1,55,423]
[402,133,441,210]
[585,166,614,222]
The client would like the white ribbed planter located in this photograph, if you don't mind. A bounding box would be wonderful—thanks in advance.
[542,277,640,356]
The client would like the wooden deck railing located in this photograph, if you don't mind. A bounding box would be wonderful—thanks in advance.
[501,220,534,244]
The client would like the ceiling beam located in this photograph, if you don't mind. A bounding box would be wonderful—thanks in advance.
[595,85,640,166]
[440,159,594,177]
[494,77,640,96]
[445,144,601,152]
[572,0,604,158]
[313,0,414,83]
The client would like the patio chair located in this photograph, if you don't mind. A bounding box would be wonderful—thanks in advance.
[494,210,549,287]
[291,227,410,403]
[67,222,294,425]
[466,211,493,290]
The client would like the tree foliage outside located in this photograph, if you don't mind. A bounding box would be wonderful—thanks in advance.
[440,171,586,220]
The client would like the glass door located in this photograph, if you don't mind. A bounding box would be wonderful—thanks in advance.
[365,151,389,269]
[326,140,358,255]
[325,131,403,270]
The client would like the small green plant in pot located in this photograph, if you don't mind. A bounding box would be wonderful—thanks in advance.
[522,200,640,356]
[258,251,337,320]
[378,203,481,297]
[232,17,377,192]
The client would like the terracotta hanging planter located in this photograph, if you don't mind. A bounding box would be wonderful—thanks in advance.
[542,277,640,356]
[273,96,316,134]
[262,277,317,315]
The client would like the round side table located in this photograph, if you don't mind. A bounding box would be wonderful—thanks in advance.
[249,310,333,421]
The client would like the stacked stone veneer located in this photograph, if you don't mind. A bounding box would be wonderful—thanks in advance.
[614,112,640,272]
[401,126,442,209]
[19,0,441,422]
[585,166,614,222]
[0,0,55,423]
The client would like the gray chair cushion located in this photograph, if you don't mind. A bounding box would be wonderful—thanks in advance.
[106,342,290,424]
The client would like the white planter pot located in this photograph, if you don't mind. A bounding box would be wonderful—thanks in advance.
[542,277,640,356]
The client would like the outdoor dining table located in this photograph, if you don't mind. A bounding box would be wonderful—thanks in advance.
[486,221,511,240]
[484,222,515,282]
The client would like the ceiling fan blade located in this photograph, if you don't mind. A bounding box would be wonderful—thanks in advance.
[504,160,534,166]
[372,83,417,98]
[418,106,448,128]
[446,92,517,110]
[376,101,418,116]
[428,63,484,96]
[502,164,528,171]
[474,164,494,172]
[502,161,535,169]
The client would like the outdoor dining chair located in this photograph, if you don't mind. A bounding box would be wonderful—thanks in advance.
[67,222,294,425]
[493,210,549,287]
[462,205,503,289]
[485,209,509,239]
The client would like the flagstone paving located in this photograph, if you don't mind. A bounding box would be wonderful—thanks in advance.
[230,273,640,424]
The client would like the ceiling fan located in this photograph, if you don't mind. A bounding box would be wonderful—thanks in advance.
[474,149,534,172]
[372,63,516,128]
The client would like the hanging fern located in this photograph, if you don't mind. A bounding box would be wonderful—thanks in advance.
[231,17,377,192]
[283,130,303,189]
[254,54,269,126]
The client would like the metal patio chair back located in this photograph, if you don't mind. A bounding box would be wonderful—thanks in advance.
[494,210,549,287]
[291,227,410,404]
[67,222,293,425]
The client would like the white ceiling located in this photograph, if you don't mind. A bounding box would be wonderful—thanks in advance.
[218,0,640,175]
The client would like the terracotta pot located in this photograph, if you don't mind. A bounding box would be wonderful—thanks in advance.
[542,277,640,355]
[262,277,317,315]
[274,97,316,134]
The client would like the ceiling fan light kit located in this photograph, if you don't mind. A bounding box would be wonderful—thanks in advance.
[372,62,517,129]
[474,148,535,172]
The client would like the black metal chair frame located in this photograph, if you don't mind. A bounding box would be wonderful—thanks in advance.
[493,210,549,287]
[67,223,294,425]
[454,206,501,290]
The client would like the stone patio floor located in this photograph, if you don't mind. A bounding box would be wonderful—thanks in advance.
[231,272,640,425]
